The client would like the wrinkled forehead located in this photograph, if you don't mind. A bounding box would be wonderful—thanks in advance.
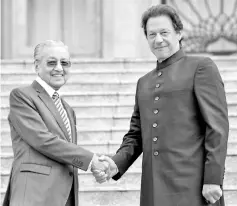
[40,45,70,60]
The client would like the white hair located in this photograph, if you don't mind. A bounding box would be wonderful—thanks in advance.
[34,40,69,63]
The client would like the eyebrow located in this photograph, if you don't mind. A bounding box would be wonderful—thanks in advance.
[160,29,170,32]
[47,57,57,60]
[148,28,170,33]
[47,57,69,61]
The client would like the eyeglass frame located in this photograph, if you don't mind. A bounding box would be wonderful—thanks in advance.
[46,60,71,69]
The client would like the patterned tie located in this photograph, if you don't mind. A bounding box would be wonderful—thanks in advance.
[52,92,72,142]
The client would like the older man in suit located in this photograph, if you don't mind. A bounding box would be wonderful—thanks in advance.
[3,40,108,206]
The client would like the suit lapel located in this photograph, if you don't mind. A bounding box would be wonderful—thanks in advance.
[62,99,77,144]
[32,81,70,142]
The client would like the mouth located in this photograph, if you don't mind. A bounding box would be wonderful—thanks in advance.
[52,74,64,77]
[155,46,167,49]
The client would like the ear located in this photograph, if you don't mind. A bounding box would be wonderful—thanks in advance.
[177,30,183,41]
[34,60,39,73]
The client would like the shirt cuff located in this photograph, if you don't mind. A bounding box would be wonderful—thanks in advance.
[87,154,95,171]
[111,159,119,176]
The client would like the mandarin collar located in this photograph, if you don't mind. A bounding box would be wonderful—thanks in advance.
[156,49,185,70]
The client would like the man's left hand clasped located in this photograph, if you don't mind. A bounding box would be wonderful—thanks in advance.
[91,155,118,183]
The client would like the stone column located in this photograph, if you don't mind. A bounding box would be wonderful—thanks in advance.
[1,0,13,59]
[102,0,162,59]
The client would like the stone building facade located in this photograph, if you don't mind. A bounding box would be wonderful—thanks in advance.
[1,0,237,59]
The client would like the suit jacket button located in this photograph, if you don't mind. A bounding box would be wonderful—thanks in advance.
[78,161,83,168]
[153,123,157,128]
[69,172,73,176]
[154,151,159,156]
[153,109,159,114]
[155,96,160,101]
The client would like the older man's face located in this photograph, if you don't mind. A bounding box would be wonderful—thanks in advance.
[36,46,71,90]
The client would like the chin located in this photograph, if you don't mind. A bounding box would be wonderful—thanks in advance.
[51,82,65,90]
[157,51,172,60]
[51,85,61,90]
[156,55,167,62]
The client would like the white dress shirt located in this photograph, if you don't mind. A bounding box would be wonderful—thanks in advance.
[36,76,95,171]
[36,76,62,97]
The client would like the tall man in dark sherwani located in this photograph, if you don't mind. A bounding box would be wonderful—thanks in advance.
[93,4,229,206]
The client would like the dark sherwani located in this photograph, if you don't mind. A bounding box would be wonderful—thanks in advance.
[112,50,229,206]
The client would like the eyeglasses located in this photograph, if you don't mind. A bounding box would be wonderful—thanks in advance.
[46,60,71,68]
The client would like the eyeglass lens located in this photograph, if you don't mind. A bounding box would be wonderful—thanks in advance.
[47,60,71,68]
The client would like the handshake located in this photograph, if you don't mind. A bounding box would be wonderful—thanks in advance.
[90,154,118,183]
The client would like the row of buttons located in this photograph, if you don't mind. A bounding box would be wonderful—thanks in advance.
[153,137,158,155]
[153,71,162,157]
[153,135,159,156]
[154,71,162,101]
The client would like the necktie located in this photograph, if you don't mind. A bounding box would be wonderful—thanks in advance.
[52,92,72,142]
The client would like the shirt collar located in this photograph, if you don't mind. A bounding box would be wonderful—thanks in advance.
[35,76,62,97]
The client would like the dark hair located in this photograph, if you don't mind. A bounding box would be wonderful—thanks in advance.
[141,4,183,43]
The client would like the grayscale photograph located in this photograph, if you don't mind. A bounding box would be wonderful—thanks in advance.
[1,0,237,206]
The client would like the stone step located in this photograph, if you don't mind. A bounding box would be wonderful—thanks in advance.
[1,71,146,83]
[1,126,237,145]
[2,102,237,119]
[1,56,237,73]
[0,127,125,144]
[1,139,237,155]
[71,190,237,206]
[1,152,237,173]
[2,114,237,131]
[0,152,142,173]
[0,168,141,190]
[0,102,134,117]
[2,79,237,93]
[0,141,120,154]
[0,60,155,73]
[1,90,237,105]
[0,91,135,105]
[1,189,237,206]
[1,168,237,194]
[1,82,136,93]
[0,115,131,130]
[1,69,237,83]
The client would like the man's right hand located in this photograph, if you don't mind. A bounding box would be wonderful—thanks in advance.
[91,155,118,183]
[98,155,118,180]
[91,154,109,183]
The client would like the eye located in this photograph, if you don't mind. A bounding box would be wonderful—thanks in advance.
[149,33,156,37]
[47,61,57,67]
[161,31,168,36]
[61,61,71,68]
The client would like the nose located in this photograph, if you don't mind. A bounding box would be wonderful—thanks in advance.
[155,33,163,43]
[54,61,63,71]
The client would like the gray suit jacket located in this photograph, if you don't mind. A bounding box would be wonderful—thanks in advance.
[3,81,93,206]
